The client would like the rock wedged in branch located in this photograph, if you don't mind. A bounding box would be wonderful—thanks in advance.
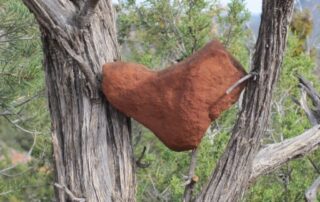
[102,40,247,151]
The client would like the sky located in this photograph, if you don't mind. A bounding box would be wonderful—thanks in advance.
[113,0,263,14]
[221,0,262,14]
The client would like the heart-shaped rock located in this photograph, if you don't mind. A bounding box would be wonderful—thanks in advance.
[102,40,247,151]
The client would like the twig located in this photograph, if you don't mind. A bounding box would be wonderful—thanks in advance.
[136,146,150,168]
[13,90,44,107]
[0,111,13,116]
[0,134,36,176]
[226,72,257,94]
[54,183,86,202]
[183,148,198,202]
[307,157,320,174]
[0,190,13,196]
[3,116,40,135]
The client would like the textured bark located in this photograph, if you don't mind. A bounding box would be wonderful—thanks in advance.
[22,0,135,201]
[196,1,295,201]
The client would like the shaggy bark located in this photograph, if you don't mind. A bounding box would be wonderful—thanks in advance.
[22,0,135,201]
[196,1,295,201]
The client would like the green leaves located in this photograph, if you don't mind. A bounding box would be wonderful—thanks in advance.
[0,0,52,200]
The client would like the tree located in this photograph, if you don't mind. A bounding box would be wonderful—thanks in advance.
[21,1,135,201]
[21,0,320,201]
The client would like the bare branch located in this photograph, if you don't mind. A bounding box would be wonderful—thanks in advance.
[299,89,318,126]
[3,116,40,135]
[251,125,320,181]
[183,149,198,202]
[308,157,320,174]
[0,190,13,196]
[54,183,86,202]
[136,146,150,168]
[78,0,101,27]
[13,90,44,107]
[297,76,320,124]
[0,111,13,116]
[305,176,320,202]
[226,72,257,94]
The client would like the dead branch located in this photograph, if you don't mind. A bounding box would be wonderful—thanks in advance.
[3,116,40,135]
[136,146,150,168]
[226,72,258,94]
[305,176,320,202]
[297,76,320,124]
[251,125,320,181]
[308,157,320,174]
[183,149,198,202]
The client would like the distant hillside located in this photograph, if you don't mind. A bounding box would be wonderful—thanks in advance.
[248,0,320,68]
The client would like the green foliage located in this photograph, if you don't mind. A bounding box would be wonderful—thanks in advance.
[0,0,53,200]
[118,0,222,67]
[290,9,314,55]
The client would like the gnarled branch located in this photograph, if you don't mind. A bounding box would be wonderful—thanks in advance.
[251,125,320,181]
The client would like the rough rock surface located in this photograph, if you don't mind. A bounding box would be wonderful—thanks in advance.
[102,40,247,151]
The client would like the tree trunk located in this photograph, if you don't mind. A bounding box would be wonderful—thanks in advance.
[196,1,295,201]
[22,0,135,201]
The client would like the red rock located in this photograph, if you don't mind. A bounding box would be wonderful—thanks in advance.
[102,40,247,151]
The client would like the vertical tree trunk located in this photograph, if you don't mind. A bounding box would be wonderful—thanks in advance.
[22,1,135,201]
[196,1,294,201]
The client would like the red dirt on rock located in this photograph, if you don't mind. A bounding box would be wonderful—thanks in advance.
[102,40,247,151]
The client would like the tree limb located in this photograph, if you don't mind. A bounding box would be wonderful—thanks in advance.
[305,176,320,202]
[251,125,320,181]
[183,149,198,202]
